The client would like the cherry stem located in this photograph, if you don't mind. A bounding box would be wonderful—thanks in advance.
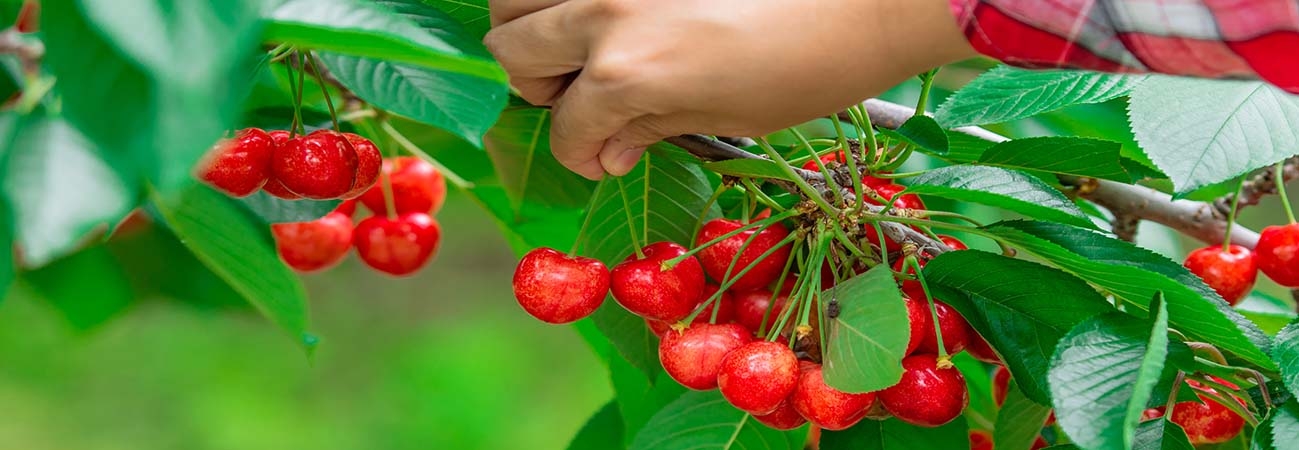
[664,209,801,269]
[740,178,783,211]
[379,120,473,189]
[871,222,890,269]
[1187,342,1229,366]
[679,233,800,327]
[1224,177,1246,249]
[755,137,839,215]
[757,241,801,336]
[615,176,645,258]
[789,128,844,205]
[1163,372,1185,413]
[796,228,833,341]
[914,68,939,115]
[769,231,821,341]
[302,52,341,133]
[689,183,729,247]
[1277,162,1296,224]
[641,156,651,245]
[288,51,306,137]
[569,178,609,256]
[906,254,949,362]
[830,117,867,212]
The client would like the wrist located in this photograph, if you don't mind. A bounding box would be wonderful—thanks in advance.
[866,0,979,77]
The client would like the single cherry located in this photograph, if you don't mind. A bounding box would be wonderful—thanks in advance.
[340,133,383,199]
[918,300,972,355]
[696,219,792,292]
[868,184,926,211]
[718,340,800,415]
[359,156,448,215]
[610,242,706,322]
[965,332,1000,364]
[271,211,353,273]
[648,285,738,336]
[903,295,933,355]
[992,365,1010,406]
[512,247,610,324]
[753,399,808,430]
[1168,384,1246,444]
[353,212,441,276]
[658,323,753,390]
[272,129,359,199]
[197,128,274,197]
[879,354,969,427]
[734,289,789,334]
[263,130,301,199]
[1256,224,1299,287]
[791,364,876,430]
[1183,244,1257,304]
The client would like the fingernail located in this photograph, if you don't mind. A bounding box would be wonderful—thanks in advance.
[606,146,646,176]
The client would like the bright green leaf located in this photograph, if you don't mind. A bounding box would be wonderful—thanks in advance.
[1048,296,1169,450]
[426,0,491,39]
[936,66,1143,127]
[567,401,625,450]
[703,159,797,181]
[906,165,1094,228]
[1128,77,1299,196]
[820,417,968,450]
[627,390,804,450]
[23,245,135,331]
[881,115,948,155]
[822,265,909,393]
[609,355,687,446]
[1273,322,1299,401]
[1237,292,1296,336]
[484,107,596,209]
[239,191,340,224]
[924,251,1112,404]
[994,379,1052,450]
[977,137,1132,182]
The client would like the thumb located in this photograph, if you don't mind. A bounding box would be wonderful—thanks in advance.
[598,116,672,176]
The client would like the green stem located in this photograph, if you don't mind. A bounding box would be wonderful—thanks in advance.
[908,255,949,361]
[666,209,801,268]
[1278,162,1296,224]
[379,121,473,189]
[740,178,784,211]
[616,176,645,258]
[915,68,939,115]
[570,178,609,256]
[682,233,800,326]
[792,128,843,205]
[755,138,838,214]
[920,210,986,227]
[288,51,306,137]
[1194,385,1259,427]
[1224,177,1246,249]
[303,52,339,132]
[642,156,651,245]
[690,183,729,247]
[758,242,802,336]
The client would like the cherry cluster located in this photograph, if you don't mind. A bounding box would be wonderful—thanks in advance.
[1183,223,1299,305]
[198,128,447,276]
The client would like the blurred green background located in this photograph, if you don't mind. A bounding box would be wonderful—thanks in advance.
[0,192,612,450]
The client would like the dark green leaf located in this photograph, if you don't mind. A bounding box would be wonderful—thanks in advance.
[152,185,312,349]
[4,115,137,267]
[994,379,1052,450]
[1128,77,1299,196]
[924,251,1112,404]
[936,66,1143,127]
[1273,322,1299,401]
[609,355,687,446]
[628,390,803,450]
[483,107,597,209]
[1254,413,1275,450]
[983,220,1273,370]
[23,245,134,330]
[823,265,908,393]
[977,137,1132,182]
[568,401,625,450]
[265,0,505,82]
[239,191,340,224]
[703,159,797,181]
[820,417,968,450]
[906,166,1094,228]
[591,299,662,383]
[881,115,948,155]
[1048,296,1169,450]
[1134,419,1195,450]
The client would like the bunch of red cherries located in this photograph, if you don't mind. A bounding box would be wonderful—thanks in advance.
[198,128,447,276]
[1183,222,1299,305]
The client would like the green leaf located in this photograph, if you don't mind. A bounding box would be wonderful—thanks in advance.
[1134,419,1195,450]
[906,165,1094,228]
[426,0,491,40]
[317,0,508,146]
[881,115,948,155]
[936,66,1143,127]
[44,0,264,193]
[1048,295,1169,450]
[265,0,505,82]
[568,401,625,450]
[924,251,1113,404]
[703,159,797,181]
[4,115,137,267]
[1237,292,1296,336]
[152,185,313,349]
[983,220,1274,371]
[23,245,135,331]
[1253,413,1275,450]
[1273,322,1299,401]
[591,299,662,383]
[627,390,803,450]
[484,107,597,210]
[1273,401,1299,444]
[238,192,340,224]
[820,417,968,450]
[609,355,687,446]
[994,379,1052,450]
[976,137,1133,182]
[1128,77,1299,196]
[822,265,909,393]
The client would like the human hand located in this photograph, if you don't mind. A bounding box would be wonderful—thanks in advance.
[486,0,975,180]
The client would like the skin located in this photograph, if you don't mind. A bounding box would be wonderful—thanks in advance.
[1256,224,1299,287]
[609,242,706,322]
[1183,244,1258,305]
[879,354,969,427]
[272,130,359,199]
[512,247,610,324]
[658,323,753,390]
[485,0,977,179]
[791,365,876,431]
[753,399,807,431]
[359,156,448,215]
[696,219,792,292]
[717,340,800,415]
[271,211,354,273]
[353,212,442,276]
[198,128,274,197]
[341,133,383,199]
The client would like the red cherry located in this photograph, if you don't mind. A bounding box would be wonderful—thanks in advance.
[966,333,1000,364]
[1142,407,1165,421]
[753,399,808,430]
[1256,224,1299,287]
[272,130,359,199]
[512,247,610,324]
[353,212,441,276]
[334,199,357,217]
[791,364,876,430]
[938,235,968,252]
[868,184,926,211]
[865,224,902,253]
[271,212,353,273]
[197,128,274,197]
[359,157,448,215]
[610,242,706,322]
[1032,436,1049,449]
[649,285,739,336]
[658,323,753,390]
[800,151,846,171]
[992,365,1010,406]
[918,301,972,355]
[734,289,789,334]
[903,295,933,355]
[1183,244,1257,304]
[879,354,969,427]
[718,340,800,414]
[1169,386,1246,444]
[969,430,993,450]
[341,133,383,199]
[262,131,302,199]
[696,219,792,291]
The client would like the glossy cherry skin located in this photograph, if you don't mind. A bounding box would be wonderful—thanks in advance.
[341,133,383,199]
[696,219,792,292]
[965,332,1000,364]
[1168,389,1246,444]
[734,289,789,334]
[753,399,808,430]
[1184,244,1257,304]
[918,300,972,355]
[659,323,753,390]
[718,340,801,415]
[868,184,926,211]
[512,247,610,324]
[992,365,1010,406]
[903,295,932,355]
[648,285,738,336]
[791,365,876,430]
[272,130,359,199]
[263,130,301,199]
[198,128,274,197]
[271,211,353,273]
[610,242,706,322]
[1256,224,1299,287]
[359,156,448,215]
[353,212,441,276]
[879,354,969,427]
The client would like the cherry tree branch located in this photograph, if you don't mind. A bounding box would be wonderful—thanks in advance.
[1212,156,1299,217]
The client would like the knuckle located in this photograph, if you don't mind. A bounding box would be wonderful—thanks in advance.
[585,0,635,20]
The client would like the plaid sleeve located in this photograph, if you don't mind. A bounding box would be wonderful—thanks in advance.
[948,0,1299,93]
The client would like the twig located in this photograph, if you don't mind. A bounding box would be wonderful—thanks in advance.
[0,27,43,74]
[1112,213,1140,242]
[1213,157,1299,216]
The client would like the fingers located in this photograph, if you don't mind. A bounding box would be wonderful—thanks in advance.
[549,71,634,180]
[485,4,589,79]
[489,0,565,26]
[599,116,671,176]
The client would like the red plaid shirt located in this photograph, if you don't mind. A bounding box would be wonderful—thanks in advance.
[949,0,1299,93]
